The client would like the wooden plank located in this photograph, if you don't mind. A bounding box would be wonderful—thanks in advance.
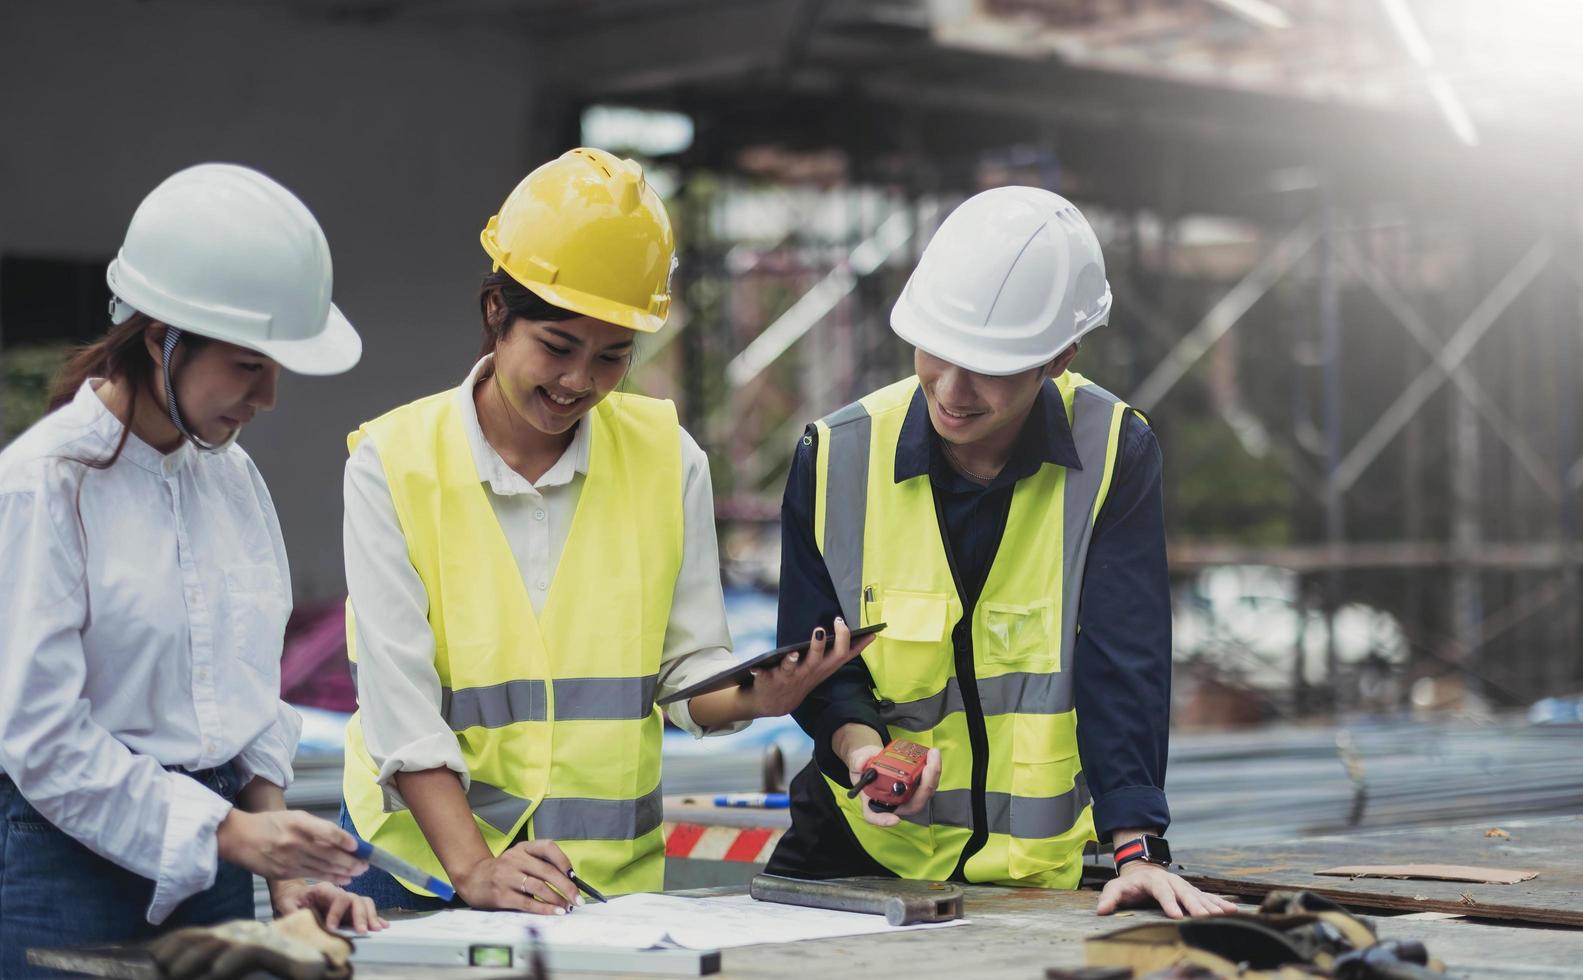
[1178,816,1583,927]
[25,946,156,980]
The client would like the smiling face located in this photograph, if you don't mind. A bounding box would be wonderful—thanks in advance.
[914,347,1055,450]
[150,332,281,444]
[490,314,635,437]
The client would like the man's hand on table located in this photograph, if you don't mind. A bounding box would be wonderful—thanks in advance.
[1096,860,1238,918]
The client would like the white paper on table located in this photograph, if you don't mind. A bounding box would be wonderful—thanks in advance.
[352,893,967,951]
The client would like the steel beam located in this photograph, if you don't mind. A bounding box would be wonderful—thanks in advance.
[1338,238,1561,500]
[1318,197,1344,700]
[1329,239,1552,494]
[1130,219,1319,412]
[1168,540,1583,572]
[725,206,917,390]
[1111,274,1300,470]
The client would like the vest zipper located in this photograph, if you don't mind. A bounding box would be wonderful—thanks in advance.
[931,487,992,881]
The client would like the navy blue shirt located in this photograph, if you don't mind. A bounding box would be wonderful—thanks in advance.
[776,380,1172,846]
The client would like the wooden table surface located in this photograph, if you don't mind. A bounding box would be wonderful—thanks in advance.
[38,819,1583,979]
[35,883,1582,979]
[348,883,1583,980]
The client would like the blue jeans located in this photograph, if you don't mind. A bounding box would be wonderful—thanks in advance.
[338,804,465,913]
[0,764,255,979]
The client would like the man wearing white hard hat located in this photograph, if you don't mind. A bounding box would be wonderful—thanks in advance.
[0,164,381,970]
[766,187,1235,918]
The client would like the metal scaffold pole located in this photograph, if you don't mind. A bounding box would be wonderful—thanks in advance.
[1318,189,1345,708]
[1556,213,1582,686]
[1449,222,1486,701]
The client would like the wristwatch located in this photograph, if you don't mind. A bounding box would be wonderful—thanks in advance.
[1113,834,1172,870]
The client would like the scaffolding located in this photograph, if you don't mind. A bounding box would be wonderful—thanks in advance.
[568,0,1583,712]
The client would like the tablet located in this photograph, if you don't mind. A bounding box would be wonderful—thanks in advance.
[656,622,887,706]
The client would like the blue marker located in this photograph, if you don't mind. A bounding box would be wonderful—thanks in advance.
[713,792,790,808]
[352,838,456,901]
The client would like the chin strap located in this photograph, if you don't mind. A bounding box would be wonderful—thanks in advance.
[161,327,238,454]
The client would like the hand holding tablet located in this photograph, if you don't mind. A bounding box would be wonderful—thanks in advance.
[657,623,887,706]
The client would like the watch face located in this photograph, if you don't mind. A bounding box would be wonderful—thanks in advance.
[1144,835,1172,865]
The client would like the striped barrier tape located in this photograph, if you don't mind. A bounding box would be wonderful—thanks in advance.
[663,821,784,863]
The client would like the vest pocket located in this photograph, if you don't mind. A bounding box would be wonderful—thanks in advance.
[869,589,952,700]
[979,599,1057,672]
[1007,715,1083,880]
[877,590,949,642]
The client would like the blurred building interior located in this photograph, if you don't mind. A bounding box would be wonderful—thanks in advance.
[3,0,1580,721]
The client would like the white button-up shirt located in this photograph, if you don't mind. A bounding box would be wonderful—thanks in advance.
[345,357,746,809]
[0,381,301,923]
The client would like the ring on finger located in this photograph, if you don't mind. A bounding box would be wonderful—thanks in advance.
[520,873,535,898]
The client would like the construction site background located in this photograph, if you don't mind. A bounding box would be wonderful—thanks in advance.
[3,0,1580,747]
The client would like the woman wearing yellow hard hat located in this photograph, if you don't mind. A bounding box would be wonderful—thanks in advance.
[338,148,866,913]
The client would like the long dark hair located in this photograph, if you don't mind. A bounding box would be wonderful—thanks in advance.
[477,269,583,359]
[48,315,208,470]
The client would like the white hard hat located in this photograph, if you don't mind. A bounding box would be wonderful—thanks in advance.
[891,186,1111,376]
[106,163,361,375]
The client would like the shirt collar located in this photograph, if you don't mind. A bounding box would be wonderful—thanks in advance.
[74,379,192,476]
[455,355,590,497]
[893,377,1082,487]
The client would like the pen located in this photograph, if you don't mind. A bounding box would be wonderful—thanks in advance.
[539,878,576,909]
[568,867,609,904]
[713,792,790,808]
[351,839,456,901]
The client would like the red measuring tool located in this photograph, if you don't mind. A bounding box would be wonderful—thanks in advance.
[847,739,929,812]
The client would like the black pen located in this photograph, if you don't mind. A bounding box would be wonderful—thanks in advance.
[567,868,609,904]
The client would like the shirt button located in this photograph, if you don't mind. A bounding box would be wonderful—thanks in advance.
[536,580,548,591]
[197,667,210,682]
[534,509,546,521]
[205,740,217,755]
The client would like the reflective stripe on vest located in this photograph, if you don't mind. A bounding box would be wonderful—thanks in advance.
[347,665,659,728]
[879,671,1071,731]
[466,780,534,835]
[462,782,665,840]
[811,373,1129,887]
[814,399,873,626]
[900,775,1093,839]
[341,388,682,898]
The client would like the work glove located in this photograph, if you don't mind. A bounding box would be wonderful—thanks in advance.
[1083,891,1449,979]
[147,908,353,980]
[1331,940,1447,980]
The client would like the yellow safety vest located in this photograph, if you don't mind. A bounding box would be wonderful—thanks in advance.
[810,372,1130,887]
[342,387,682,898]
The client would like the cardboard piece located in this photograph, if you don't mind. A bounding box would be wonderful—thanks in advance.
[1315,864,1538,885]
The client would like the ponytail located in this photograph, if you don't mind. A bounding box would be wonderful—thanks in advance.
[47,314,155,470]
[47,315,208,470]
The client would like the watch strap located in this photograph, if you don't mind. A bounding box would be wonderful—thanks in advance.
[1114,834,1171,869]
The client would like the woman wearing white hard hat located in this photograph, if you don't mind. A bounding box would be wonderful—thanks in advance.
[767,186,1237,919]
[337,148,860,914]
[0,163,381,970]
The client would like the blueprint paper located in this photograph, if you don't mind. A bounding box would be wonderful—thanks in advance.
[354,892,966,951]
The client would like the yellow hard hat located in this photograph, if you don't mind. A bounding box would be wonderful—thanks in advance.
[480,147,677,333]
